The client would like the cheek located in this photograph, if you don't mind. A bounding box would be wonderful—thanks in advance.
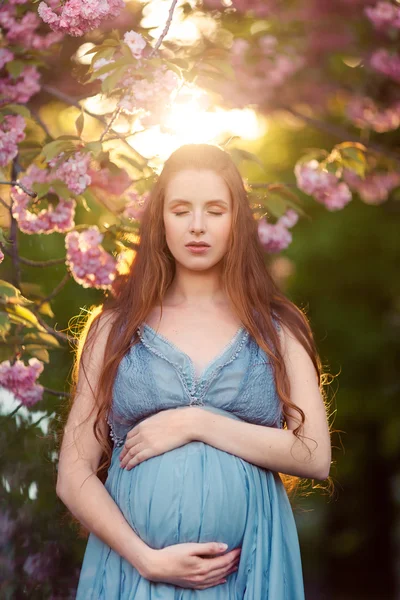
[164,216,185,248]
[213,218,232,244]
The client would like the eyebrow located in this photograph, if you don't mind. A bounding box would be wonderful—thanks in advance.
[168,199,228,207]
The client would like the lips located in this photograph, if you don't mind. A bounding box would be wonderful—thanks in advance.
[185,243,210,247]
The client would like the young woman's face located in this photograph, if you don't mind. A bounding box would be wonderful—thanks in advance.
[163,168,233,271]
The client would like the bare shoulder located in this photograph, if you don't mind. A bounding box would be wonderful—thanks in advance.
[85,308,119,346]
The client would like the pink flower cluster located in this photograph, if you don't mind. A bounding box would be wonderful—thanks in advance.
[0,114,26,167]
[11,165,76,235]
[0,2,63,50]
[227,35,304,107]
[91,31,179,123]
[65,227,117,288]
[48,151,92,195]
[88,164,132,196]
[258,209,299,253]
[117,64,179,118]
[343,169,400,205]
[38,0,125,37]
[0,247,4,264]
[122,190,150,221]
[365,2,400,31]
[346,96,400,132]
[295,160,352,211]
[370,49,400,83]
[123,30,147,59]
[0,49,41,105]
[0,357,44,408]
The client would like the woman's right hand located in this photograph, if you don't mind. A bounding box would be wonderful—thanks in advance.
[140,542,241,589]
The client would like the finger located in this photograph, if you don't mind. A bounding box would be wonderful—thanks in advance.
[203,558,239,582]
[120,432,140,459]
[124,449,150,470]
[195,577,228,590]
[120,440,143,468]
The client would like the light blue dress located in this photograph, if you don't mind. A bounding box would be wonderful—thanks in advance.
[75,318,305,599]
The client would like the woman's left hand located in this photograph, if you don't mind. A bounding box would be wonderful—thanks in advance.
[119,407,196,470]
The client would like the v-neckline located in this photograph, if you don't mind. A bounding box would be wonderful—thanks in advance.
[141,322,246,382]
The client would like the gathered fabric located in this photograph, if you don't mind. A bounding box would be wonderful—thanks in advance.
[76,319,305,599]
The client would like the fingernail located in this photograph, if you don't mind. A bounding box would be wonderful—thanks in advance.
[219,543,228,550]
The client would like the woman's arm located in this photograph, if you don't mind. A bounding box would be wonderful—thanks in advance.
[190,323,331,480]
[56,311,152,575]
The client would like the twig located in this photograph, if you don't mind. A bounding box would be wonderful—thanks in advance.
[41,84,148,164]
[42,386,70,398]
[280,104,400,165]
[0,179,36,197]
[9,161,21,287]
[99,107,121,142]
[28,107,53,140]
[0,244,66,267]
[148,0,179,57]
[36,272,72,309]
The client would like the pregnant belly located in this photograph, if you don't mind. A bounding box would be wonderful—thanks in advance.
[106,440,248,550]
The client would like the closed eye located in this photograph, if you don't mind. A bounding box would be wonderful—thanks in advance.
[174,211,223,216]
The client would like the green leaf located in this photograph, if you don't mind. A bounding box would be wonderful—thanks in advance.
[0,280,22,300]
[91,46,117,64]
[87,57,130,82]
[31,181,52,199]
[79,188,97,211]
[75,111,85,137]
[50,179,72,199]
[116,154,146,172]
[5,304,46,330]
[85,141,103,158]
[41,140,77,161]
[101,66,129,93]
[25,344,50,363]
[0,313,11,340]
[163,60,183,78]
[23,331,60,348]
[5,60,25,78]
[57,134,81,141]
[3,104,31,119]
[0,227,9,245]
[229,148,267,173]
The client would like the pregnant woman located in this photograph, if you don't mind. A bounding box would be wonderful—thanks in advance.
[57,143,332,598]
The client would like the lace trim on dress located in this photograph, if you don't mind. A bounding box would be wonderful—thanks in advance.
[106,413,125,447]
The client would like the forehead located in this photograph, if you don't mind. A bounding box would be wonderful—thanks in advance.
[165,169,231,203]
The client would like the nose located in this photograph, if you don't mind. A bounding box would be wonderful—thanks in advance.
[189,210,206,234]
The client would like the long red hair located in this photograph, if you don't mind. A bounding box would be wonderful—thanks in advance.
[63,143,335,536]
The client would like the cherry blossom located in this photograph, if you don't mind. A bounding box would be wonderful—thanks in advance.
[0,248,4,264]
[0,357,44,408]
[295,160,352,211]
[0,65,41,105]
[0,48,14,70]
[123,31,147,59]
[0,114,26,167]
[365,2,400,31]
[370,49,400,83]
[258,209,299,253]
[0,2,63,50]
[88,165,132,196]
[122,190,150,221]
[49,151,92,196]
[65,227,117,289]
[343,169,400,205]
[11,165,76,235]
[346,96,400,133]
[38,0,125,37]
